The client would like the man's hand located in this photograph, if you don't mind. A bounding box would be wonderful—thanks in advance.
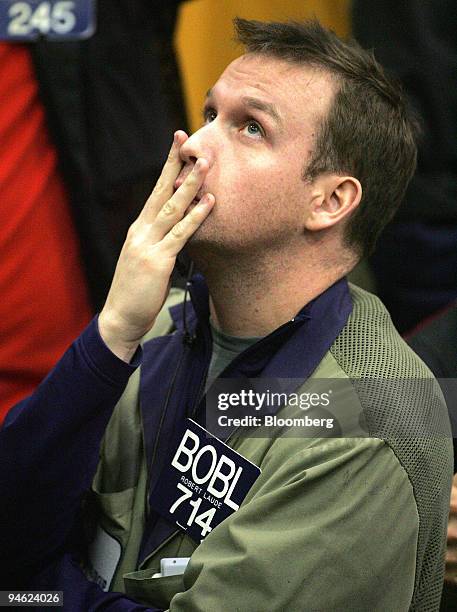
[98,131,214,362]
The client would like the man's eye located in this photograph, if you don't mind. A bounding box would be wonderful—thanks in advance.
[244,121,263,137]
[203,108,217,123]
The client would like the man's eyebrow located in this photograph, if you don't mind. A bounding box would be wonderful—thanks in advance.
[241,96,283,127]
[204,89,283,128]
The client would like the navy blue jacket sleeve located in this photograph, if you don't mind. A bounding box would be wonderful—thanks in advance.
[0,317,141,582]
[30,553,162,611]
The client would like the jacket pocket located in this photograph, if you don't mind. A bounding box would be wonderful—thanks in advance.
[123,569,185,609]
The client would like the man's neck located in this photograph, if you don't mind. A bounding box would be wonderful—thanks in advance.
[194,248,350,337]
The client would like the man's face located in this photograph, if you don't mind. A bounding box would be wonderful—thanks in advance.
[177,53,336,256]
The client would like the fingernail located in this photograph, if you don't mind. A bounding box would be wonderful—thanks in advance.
[201,193,214,205]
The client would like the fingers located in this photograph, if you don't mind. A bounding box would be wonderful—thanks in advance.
[140,130,188,220]
[160,193,215,256]
[153,158,209,238]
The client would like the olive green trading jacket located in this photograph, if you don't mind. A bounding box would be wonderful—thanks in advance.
[90,285,453,611]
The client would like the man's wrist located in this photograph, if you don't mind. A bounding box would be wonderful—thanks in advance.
[98,311,141,363]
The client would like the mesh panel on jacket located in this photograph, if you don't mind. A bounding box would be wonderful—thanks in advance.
[330,284,453,612]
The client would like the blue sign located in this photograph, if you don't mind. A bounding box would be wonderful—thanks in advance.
[150,419,261,543]
[0,0,96,40]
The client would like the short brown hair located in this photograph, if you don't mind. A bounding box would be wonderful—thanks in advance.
[234,18,419,257]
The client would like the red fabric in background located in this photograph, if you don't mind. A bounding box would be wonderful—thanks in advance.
[0,43,93,421]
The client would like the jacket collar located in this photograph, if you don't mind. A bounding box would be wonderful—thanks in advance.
[169,273,352,382]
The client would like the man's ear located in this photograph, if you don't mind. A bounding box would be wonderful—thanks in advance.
[304,175,362,231]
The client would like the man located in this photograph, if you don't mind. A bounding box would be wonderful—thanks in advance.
[0,18,453,611]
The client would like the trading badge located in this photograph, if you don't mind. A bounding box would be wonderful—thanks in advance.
[0,0,96,41]
[150,419,261,542]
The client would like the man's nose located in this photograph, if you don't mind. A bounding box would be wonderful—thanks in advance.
[179,125,214,168]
